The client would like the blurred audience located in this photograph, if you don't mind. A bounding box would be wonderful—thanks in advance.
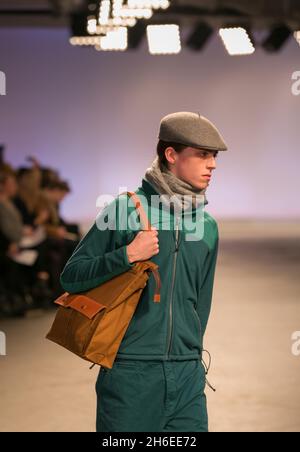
[0,145,81,318]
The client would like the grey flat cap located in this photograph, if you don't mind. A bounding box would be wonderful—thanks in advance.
[158,111,228,152]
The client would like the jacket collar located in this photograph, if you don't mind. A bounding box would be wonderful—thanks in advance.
[141,178,160,198]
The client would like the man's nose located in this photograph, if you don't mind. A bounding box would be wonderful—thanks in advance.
[207,156,217,170]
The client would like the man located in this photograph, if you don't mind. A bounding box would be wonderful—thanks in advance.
[60,112,228,432]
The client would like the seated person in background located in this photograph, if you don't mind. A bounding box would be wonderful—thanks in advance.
[14,158,80,241]
[13,161,50,232]
[38,180,80,298]
[0,166,28,316]
[0,164,54,311]
[41,180,80,240]
[0,166,23,253]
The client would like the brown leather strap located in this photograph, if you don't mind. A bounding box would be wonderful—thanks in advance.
[151,267,161,303]
[123,191,161,303]
[126,191,152,231]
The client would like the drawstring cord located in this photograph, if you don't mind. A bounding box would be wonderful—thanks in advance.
[201,348,216,392]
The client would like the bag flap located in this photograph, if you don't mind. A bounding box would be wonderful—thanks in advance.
[55,293,106,319]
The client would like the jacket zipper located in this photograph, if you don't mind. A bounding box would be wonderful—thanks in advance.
[166,215,180,357]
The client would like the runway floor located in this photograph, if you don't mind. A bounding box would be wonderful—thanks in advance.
[1,221,300,432]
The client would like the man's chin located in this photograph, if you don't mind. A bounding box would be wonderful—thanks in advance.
[191,181,207,190]
[180,176,207,190]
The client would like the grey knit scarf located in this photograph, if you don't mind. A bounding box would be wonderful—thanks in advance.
[144,156,208,213]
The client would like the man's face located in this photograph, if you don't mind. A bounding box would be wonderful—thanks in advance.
[165,146,218,190]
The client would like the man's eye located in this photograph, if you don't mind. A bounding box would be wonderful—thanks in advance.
[198,151,218,158]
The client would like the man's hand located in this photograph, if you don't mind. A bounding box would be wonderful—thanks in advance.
[126,227,159,263]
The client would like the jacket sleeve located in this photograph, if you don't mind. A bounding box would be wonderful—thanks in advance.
[60,197,135,294]
[196,220,219,336]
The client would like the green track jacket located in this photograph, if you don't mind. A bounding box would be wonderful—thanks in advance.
[60,178,219,362]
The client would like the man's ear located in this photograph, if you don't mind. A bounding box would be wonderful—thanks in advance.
[165,146,176,166]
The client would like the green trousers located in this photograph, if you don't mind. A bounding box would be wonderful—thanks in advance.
[96,359,208,432]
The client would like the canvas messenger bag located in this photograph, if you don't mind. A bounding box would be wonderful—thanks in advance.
[46,191,161,369]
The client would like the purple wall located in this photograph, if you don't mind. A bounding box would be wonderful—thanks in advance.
[0,27,299,221]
